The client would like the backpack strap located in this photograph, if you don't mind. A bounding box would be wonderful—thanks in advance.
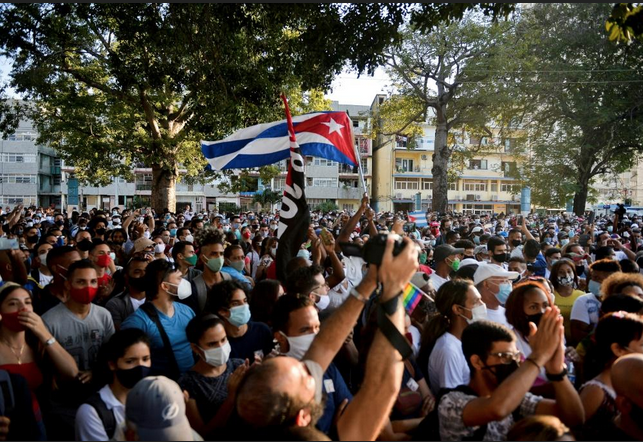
[194,275,208,314]
[140,303,181,380]
[85,392,116,439]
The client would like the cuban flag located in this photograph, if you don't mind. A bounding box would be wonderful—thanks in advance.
[275,94,311,284]
[201,111,358,171]
[408,211,428,228]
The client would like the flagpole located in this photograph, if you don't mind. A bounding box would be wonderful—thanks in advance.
[350,121,368,197]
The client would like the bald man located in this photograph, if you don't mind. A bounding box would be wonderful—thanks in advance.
[611,353,643,440]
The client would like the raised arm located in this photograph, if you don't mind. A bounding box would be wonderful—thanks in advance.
[521,217,535,242]
[324,235,345,289]
[460,307,563,427]
[303,265,377,373]
[336,194,368,252]
[337,236,418,441]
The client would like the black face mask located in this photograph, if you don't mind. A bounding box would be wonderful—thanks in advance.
[26,235,39,244]
[526,312,543,327]
[128,276,146,292]
[55,220,65,227]
[484,360,520,385]
[511,239,522,248]
[575,265,585,276]
[493,252,508,263]
[77,239,92,252]
[96,228,106,235]
[115,365,151,389]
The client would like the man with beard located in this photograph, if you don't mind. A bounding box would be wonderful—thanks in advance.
[105,257,149,330]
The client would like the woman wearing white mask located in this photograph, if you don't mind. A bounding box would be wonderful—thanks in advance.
[152,235,169,261]
[181,314,249,438]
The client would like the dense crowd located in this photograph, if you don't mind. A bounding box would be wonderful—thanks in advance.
[0,197,642,441]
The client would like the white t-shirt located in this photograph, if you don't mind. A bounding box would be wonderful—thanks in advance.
[570,293,601,327]
[130,296,146,312]
[343,255,366,288]
[428,332,470,395]
[75,384,125,441]
[510,245,524,259]
[430,273,449,292]
[39,272,53,287]
[487,306,509,328]
[409,324,421,357]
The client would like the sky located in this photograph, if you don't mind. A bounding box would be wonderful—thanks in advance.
[324,67,391,107]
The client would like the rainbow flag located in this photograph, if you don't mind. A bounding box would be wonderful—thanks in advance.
[403,282,425,314]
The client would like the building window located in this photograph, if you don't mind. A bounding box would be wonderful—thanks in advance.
[0,153,37,163]
[491,183,498,192]
[422,180,433,190]
[468,159,488,170]
[312,178,338,187]
[0,174,38,184]
[343,203,354,211]
[501,184,521,193]
[462,204,494,215]
[449,182,459,191]
[313,158,337,167]
[395,179,419,190]
[352,120,359,128]
[463,181,487,192]
[395,158,415,172]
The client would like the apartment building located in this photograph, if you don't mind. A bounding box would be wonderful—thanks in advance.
[0,118,62,209]
[371,94,524,215]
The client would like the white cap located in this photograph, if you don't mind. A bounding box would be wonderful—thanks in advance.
[471,226,483,233]
[460,258,480,268]
[473,263,519,285]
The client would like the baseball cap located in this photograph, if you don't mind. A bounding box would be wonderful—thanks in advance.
[471,226,483,234]
[126,376,196,441]
[134,237,155,254]
[460,257,479,268]
[434,244,465,263]
[473,245,488,255]
[473,263,519,285]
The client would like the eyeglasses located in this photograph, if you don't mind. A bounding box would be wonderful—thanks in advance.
[488,351,523,365]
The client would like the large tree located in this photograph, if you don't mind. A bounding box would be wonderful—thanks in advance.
[509,3,643,214]
[375,15,516,213]
[0,3,515,212]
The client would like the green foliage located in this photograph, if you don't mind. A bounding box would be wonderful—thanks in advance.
[253,189,282,207]
[606,3,643,43]
[506,4,643,213]
[315,201,338,213]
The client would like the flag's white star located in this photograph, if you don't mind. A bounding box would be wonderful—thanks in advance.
[321,118,344,137]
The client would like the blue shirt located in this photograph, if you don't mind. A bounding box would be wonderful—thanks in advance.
[121,301,196,376]
[316,363,353,434]
[533,253,548,277]
[228,321,274,361]
[221,266,252,291]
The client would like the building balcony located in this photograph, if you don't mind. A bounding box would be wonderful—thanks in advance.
[337,186,364,200]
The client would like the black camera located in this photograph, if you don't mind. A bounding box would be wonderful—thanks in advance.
[339,233,407,266]
[615,204,627,217]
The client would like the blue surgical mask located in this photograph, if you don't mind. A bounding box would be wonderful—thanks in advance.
[588,280,602,298]
[473,236,480,245]
[561,239,569,246]
[297,249,310,260]
[607,226,613,233]
[495,282,513,305]
[227,304,251,327]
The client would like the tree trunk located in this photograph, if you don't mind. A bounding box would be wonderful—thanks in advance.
[431,105,450,214]
[573,180,589,216]
[151,165,177,213]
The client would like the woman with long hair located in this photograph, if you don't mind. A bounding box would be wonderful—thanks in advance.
[76,328,152,441]
[255,237,278,282]
[505,281,553,386]
[579,312,643,440]
[417,278,484,395]
[180,314,249,439]
[0,282,78,440]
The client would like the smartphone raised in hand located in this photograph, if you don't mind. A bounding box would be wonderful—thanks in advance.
[588,211,595,226]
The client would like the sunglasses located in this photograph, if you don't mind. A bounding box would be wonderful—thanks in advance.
[488,351,523,365]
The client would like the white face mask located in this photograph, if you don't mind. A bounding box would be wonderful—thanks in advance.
[280,331,316,361]
[154,243,165,254]
[271,247,277,255]
[143,231,151,239]
[199,341,231,367]
[460,303,488,324]
[39,253,48,266]
[315,294,330,311]
[185,234,194,244]
[165,278,192,300]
